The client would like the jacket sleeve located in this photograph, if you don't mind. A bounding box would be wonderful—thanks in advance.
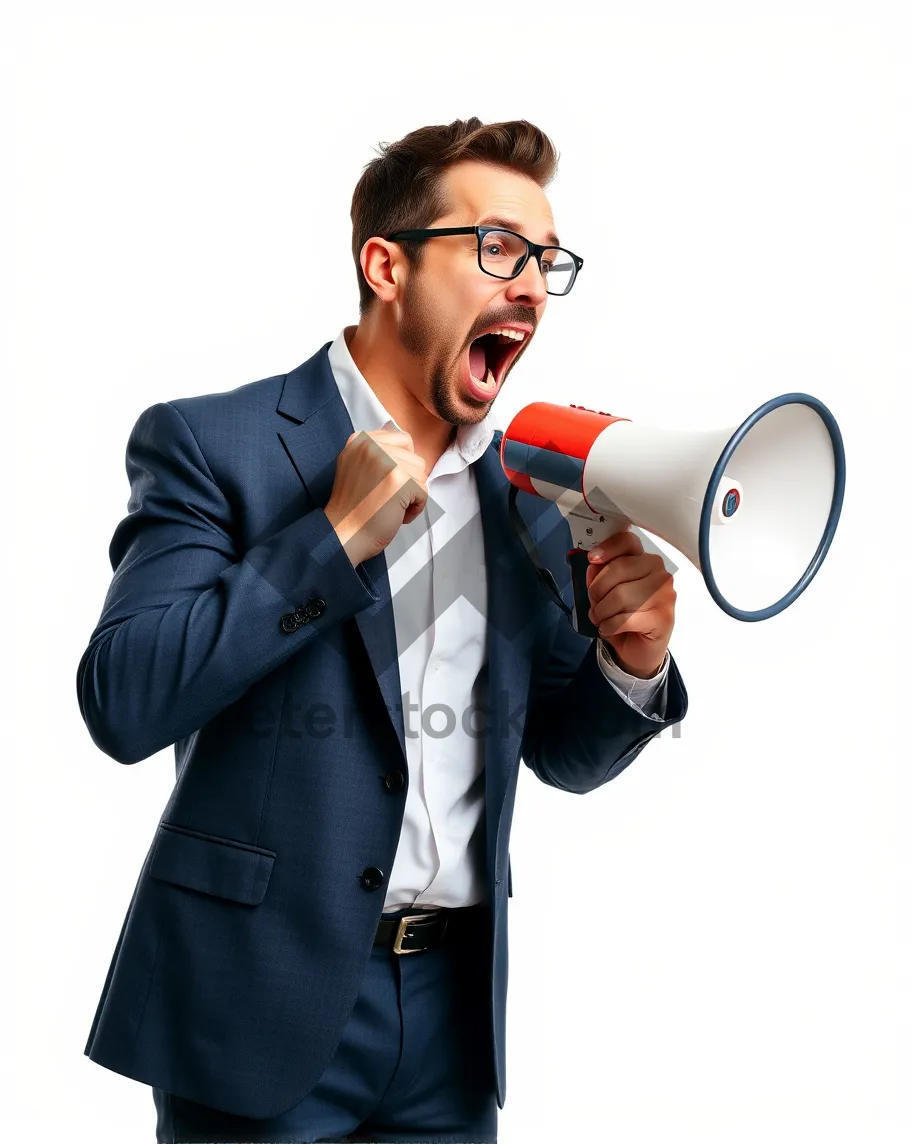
[520,513,688,795]
[76,401,380,764]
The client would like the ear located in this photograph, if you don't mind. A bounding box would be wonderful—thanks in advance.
[360,237,402,305]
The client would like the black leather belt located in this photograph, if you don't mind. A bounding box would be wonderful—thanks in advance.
[374,904,488,955]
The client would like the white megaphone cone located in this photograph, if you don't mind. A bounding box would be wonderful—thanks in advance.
[500,393,845,634]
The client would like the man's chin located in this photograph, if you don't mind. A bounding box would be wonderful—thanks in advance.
[436,384,491,430]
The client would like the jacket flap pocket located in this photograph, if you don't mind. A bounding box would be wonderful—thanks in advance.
[150,823,275,906]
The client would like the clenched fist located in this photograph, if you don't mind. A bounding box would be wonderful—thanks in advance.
[325,428,429,568]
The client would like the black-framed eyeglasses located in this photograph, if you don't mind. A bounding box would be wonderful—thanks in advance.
[385,225,584,296]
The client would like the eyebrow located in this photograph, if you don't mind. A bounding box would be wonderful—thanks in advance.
[476,214,562,248]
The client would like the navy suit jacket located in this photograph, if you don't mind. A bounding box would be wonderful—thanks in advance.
[78,341,688,1116]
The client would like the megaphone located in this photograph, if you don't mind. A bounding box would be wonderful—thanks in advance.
[500,393,846,636]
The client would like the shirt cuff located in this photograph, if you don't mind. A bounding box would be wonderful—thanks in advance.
[596,639,670,721]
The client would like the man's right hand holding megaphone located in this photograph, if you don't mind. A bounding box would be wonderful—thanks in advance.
[583,526,677,680]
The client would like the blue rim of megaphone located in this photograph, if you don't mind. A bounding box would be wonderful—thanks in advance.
[698,392,846,622]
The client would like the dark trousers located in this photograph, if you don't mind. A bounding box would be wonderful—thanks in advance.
[153,904,498,1143]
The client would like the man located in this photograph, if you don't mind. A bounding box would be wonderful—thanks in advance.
[78,117,687,1143]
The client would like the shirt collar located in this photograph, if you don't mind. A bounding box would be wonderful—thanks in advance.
[327,327,497,469]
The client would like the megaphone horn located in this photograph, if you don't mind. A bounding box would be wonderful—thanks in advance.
[500,393,846,633]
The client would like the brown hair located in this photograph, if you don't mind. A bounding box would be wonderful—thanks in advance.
[350,117,559,316]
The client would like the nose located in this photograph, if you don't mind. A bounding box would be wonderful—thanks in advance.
[503,252,548,307]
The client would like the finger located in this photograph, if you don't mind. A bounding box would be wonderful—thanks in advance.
[595,606,669,641]
[372,445,429,484]
[388,450,426,475]
[589,569,673,624]
[368,439,417,464]
[587,553,665,599]
[378,431,419,456]
[399,462,429,490]
[352,451,427,503]
[588,528,644,563]
[359,433,418,464]
[396,471,428,505]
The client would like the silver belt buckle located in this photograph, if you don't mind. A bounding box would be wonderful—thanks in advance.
[393,911,446,955]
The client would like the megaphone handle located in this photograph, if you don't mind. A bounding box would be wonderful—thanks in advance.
[567,548,600,638]
[564,512,633,637]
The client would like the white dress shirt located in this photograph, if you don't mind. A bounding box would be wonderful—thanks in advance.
[327,327,670,910]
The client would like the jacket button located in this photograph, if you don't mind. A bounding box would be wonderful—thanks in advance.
[360,866,384,891]
[305,597,326,619]
[383,770,405,793]
[280,613,300,633]
[292,605,311,624]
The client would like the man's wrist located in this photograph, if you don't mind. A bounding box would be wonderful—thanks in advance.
[324,505,368,568]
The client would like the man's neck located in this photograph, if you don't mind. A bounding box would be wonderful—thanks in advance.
[344,323,456,475]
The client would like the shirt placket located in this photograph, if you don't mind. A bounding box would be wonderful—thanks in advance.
[413,455,465,904]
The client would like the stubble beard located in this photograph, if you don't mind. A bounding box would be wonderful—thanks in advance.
[398,276,492,428]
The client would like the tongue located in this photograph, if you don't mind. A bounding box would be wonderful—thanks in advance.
[469,337,488,381]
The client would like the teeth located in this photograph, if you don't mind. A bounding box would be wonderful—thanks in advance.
[485,327,527,342]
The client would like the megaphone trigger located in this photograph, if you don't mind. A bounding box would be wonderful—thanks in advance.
[567,548,600,639]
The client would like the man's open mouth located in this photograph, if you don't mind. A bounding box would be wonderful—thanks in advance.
[464,327,529,395]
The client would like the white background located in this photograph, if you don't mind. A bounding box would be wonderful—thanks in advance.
[5,2,909,1141]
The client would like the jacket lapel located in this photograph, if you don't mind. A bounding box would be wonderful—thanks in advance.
[276,343,405,762]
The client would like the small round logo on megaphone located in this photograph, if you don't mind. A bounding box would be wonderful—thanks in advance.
[722,489,741,517]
